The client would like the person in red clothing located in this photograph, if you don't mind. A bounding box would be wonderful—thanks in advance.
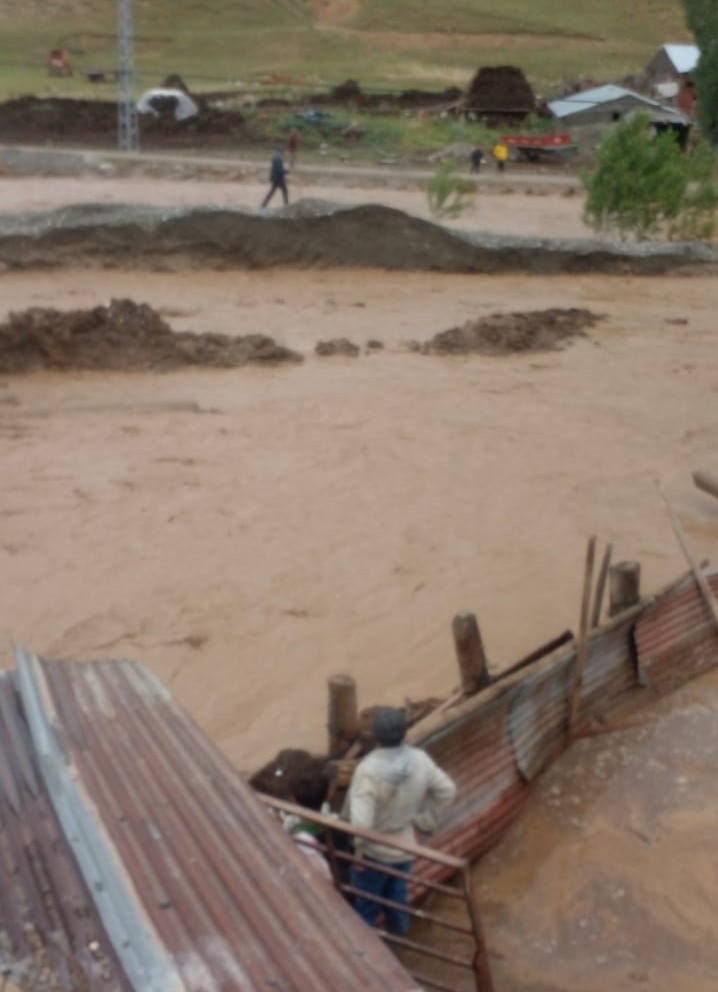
[286,129,300,169]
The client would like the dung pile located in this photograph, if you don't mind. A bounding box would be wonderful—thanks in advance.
[424,308,602,355]
[464,65,536,122]
[0,299,301,373]
[0,95,247,150]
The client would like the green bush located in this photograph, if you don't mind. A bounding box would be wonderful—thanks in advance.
[583,112,718,241]
[426,161,475,219]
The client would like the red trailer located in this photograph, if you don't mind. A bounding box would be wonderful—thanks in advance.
[501,132,574,161]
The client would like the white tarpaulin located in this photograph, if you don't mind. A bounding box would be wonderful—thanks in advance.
[136,88,199,121]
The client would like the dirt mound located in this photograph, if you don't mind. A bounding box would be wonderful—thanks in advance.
[311,78,462,110]
[0,95,248,150]
[0,299,301,373]
[0,81,465,151]
[315,337,360,357]
[2,203,715,276]
[465,65,536,122]
[425,308,602,355]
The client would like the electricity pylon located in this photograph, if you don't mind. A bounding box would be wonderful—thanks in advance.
[117,0,140,151]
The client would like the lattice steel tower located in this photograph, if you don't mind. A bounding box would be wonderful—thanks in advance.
[117,0,140,151]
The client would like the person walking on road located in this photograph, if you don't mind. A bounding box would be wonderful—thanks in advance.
[345,706,456,936]
[469,145,484,173]
[261,148,289,207]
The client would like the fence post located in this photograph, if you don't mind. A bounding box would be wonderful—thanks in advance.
[452,613,491,695]
[327,674,358,757]
[609,561,641,616]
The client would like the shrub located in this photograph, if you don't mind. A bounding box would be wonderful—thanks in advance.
[427,161,475,220]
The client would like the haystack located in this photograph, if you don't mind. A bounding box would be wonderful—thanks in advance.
[465,65,536,123]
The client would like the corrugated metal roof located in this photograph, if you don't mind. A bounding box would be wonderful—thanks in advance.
[663,43,700,74]
[549,84,687,122]
[0,669,131,992]
[13,648,420,992]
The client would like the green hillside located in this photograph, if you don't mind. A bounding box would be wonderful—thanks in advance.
[0,0,693,101]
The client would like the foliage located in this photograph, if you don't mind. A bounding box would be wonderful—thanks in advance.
[426,162,475,220]
[583,112,718,241]
[681,0,718,145]
[272,108,495,163]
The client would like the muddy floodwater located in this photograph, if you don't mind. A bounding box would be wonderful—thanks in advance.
[1,169,717,990]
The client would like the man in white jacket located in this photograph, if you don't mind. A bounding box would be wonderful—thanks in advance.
[346,706,456,936]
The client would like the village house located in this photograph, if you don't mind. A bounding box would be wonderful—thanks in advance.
[643,43,699,116]
[548,83,691,151]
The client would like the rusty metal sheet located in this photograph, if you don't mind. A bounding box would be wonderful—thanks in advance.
[574,619,637,719]
[0,670,131,992]
[412,615,638,883]
[508,652,574,781]
[15,650,419,992]
[416,692,530,874]
[509,619,636,781]
[635,570,718,693]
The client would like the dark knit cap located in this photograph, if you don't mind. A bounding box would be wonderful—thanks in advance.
[373,707,407,747]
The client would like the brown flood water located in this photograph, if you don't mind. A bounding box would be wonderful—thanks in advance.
[1,172,717,990]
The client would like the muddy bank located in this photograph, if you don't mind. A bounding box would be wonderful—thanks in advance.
[0,302,597,372]
[421,307,602,354]
[0,299,300,372]
[0,201,715,274]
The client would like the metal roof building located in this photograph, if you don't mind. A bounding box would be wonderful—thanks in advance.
[646,43,700,81]
[549,84,689,127]
[3,648,420,992]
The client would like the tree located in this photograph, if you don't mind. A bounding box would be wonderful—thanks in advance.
[681,0,718,146]
[583,112,718,241]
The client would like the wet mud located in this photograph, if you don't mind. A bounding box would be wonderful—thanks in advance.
[0,202,715,275]
[0,299,301,373]
[422,307,602,354]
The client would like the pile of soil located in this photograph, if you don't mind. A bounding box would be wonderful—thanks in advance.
[0,79,465,151]
[0,299,301,372]
[313,78,462,110]
[0,95,249,150]
[424,308,602,355]
[464,65,536,122]
[315,338,360,357]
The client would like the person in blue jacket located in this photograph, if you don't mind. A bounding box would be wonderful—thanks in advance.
[261,148,289,207]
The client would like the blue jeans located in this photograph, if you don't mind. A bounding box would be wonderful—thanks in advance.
[351,858,412,936]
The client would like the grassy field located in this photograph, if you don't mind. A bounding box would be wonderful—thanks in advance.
[0,0,693,102]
